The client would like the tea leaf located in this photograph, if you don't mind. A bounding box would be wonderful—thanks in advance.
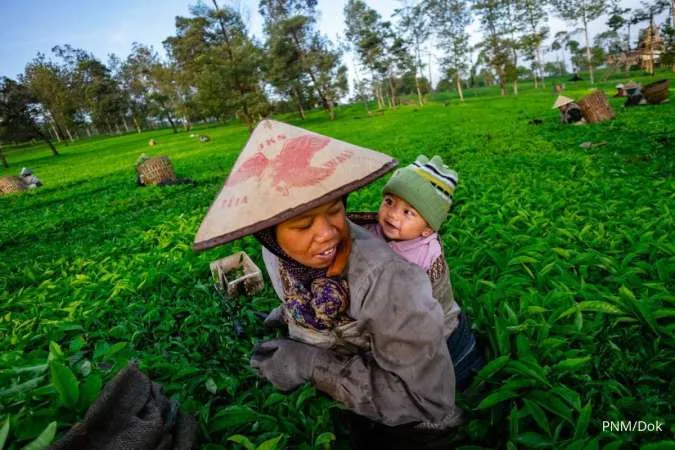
[514,432,553,448]
[256,435,283,450]
[314,432,336,449]
[0,419,9,450]
[476,356,511,380]
[210,405,258,432]
[50,362,79,408]
[574,401,592,440]
[523,399,550,436]
[227,435,255,450]
[21,421,57,450]
[476,389,519,410]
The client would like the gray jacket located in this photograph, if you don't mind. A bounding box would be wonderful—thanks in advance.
[262,221,460,428]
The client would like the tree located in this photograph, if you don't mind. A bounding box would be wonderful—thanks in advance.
[550,0,610,84]
[0,77,59,163]
[502,0,523,94]
[395,1,431,106]
[544,60,565,75]
[566,39,583,71]
[516,0,549,88]
[165,1,268,130]
[344,0,395,109]
[22,53,79,142]
[607,5,632,51]
[595,29,623,53]
[260,0,346,120]
[264,16,313,119]
[473,0,515,95]
[120,43,160,133]
[73,53,128,134]
[427,0,471,101]
[150,61,196,132]
[552,31,570,74]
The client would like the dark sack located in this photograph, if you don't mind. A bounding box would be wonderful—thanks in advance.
[50,364,197,450]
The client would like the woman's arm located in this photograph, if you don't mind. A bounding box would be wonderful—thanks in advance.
[311,260,460,427]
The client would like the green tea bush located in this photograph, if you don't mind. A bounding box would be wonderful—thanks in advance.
[1,71,673,449]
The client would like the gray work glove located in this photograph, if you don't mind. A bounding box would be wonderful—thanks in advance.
[263,306,287,331]
[250,339,322,392]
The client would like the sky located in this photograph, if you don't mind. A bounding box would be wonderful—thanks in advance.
[0,0,668,87]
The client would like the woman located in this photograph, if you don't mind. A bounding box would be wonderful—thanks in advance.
[552,95,585,124]
[194,120,461,447]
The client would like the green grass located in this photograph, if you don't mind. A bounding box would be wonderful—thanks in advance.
[1,70,674,449]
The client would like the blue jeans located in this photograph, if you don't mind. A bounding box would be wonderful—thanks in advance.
[447,313,484,391]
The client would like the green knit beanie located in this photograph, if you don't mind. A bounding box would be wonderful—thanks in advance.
[382,155,458,231]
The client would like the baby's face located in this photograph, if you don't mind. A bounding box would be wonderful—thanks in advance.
[378,194,433,241]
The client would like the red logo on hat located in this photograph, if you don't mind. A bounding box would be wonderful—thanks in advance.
[225,135,346,196]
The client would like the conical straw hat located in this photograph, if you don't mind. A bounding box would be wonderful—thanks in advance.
[194,119,398,251]
[552,95,574,109]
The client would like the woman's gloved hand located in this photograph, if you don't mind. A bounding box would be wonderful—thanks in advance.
[263,306,287,331]
[250,339,322,392]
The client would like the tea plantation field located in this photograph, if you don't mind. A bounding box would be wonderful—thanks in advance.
[1,73,674,449]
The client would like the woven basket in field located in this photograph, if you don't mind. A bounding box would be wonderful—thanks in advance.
[137,156,176,185]
[643,79,670,105]
[578,90,614,123]
[0,176,26,195]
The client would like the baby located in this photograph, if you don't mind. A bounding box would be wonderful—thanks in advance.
[358,155,483,390]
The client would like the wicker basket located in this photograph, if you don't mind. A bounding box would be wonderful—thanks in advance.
[136,156,176,186]
[578,90,614,123]
[643,79,670,104]
[0,176,26,195]
[210,251,264,298]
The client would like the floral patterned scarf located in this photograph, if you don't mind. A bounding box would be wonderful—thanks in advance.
[254,228,351,331]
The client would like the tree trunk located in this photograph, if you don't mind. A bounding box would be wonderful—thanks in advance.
[415,74,423,107]
[0,145,8,168]
[165,112,177,133]
[86,127,92,137]
[133,116,142,133]
[240,103,254,133]
[648,15,655,76]
[183,116,192,131]
[413,39,424,106]
[388,76,397,110]
[455,75,464,102]
[287,29,334,119]
[626,22,631,51]
[376,84,384,109]
[65,127,74,142]
[293,87,306,120]
[583,17,594,84]
[34,128,59,156]
[51,123,62,143]
[537,47,546,87]
[428,50,433,90]
[512,79,518,95]
[362,92,370,114]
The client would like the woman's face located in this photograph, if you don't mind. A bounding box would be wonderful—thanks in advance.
[275,199,347,269]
